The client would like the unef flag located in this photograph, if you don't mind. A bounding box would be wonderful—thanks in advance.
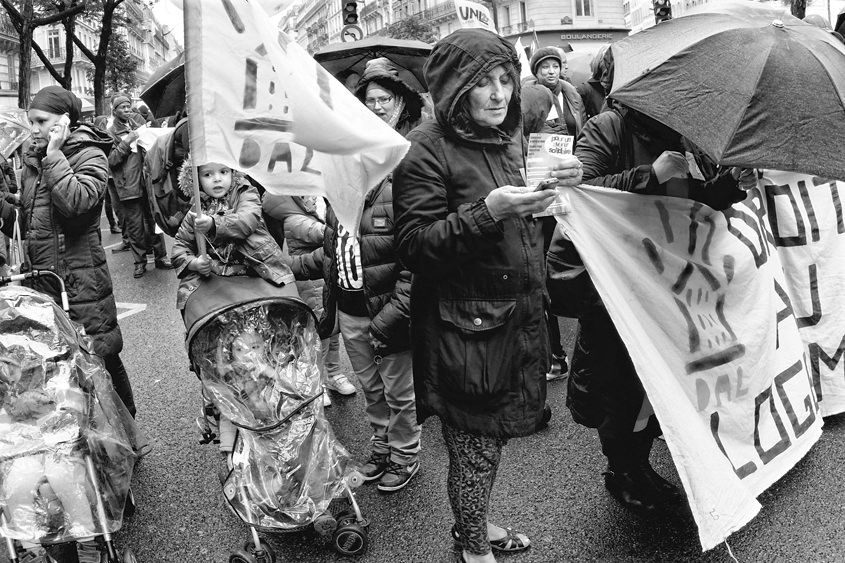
[182,0,410,233]
[454,0,497,33]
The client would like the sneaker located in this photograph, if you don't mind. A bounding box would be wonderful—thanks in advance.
[359,452,390,482]
[377,460,420,493]
[326,373,356,395]
[76,541,105,563]
[546,353,569,382]
[20,548,57,563]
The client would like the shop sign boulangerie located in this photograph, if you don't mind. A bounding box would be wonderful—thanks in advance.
[454,0,497,33]
[758,171,845,417]
[182,0,410,233]
[556,186,823,551]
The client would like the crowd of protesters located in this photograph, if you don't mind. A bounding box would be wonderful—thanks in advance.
[1,10,841,560]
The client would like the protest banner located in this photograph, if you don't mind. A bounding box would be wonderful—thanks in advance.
[182,0,410,233]
[454,0,497,33]
[556,186,823,550]
[758,171,845,417]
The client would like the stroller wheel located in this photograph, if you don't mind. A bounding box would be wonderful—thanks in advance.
[334,509,359,528]
[244,539,276,563]
[229,549,257,563]
[333,522,369,556]
[313,512,338,537]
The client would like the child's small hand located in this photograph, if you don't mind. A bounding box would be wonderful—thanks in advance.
[194,213,214,235]
[190,255,211,276]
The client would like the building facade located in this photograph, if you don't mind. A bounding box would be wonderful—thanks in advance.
[29,2,173,113]
[289,0,630,55]
[0,13,19,108]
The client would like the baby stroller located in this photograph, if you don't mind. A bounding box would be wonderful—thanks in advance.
[0,270,140,563]
[184,275,368,562]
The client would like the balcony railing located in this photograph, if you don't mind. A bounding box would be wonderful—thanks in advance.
[421,2,456,20]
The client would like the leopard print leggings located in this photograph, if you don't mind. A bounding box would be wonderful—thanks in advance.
[441,422,507,556]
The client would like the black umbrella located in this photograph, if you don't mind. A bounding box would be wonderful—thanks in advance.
[609,7,845,180]
[139,52,186,119]
[313,36,432,92]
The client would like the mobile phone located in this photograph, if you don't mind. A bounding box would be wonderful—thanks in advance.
[533,177,559,192]
[57,113,70,128]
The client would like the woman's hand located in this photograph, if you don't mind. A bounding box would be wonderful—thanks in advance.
[485,185,558,221]
[46,114,70,156]
[549,154,583,187]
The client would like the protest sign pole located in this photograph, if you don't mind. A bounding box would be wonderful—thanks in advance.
[183,0,206,257]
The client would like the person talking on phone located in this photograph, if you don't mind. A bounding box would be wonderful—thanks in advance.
[0,85,138,418]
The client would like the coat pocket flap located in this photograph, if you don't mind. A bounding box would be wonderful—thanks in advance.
[439,298,516,333]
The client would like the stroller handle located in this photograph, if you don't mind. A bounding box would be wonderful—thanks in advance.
[0,270,69,312]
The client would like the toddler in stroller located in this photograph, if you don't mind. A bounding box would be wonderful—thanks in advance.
[185,275,369,561]
[0,276,140,563]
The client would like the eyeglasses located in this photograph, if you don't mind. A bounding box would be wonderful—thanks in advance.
[365,95,394,108]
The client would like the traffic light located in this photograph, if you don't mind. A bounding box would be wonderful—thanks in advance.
[653,0,672,23]
[343,0,359,26]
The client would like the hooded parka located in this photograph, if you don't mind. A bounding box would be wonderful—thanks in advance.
[393,29,550,438]
[0,125,122,357]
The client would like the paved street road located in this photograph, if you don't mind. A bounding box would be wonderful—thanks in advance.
[3,222,845,563]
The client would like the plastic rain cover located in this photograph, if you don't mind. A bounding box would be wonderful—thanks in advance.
[0,286,140,544]
[189,299,355,530]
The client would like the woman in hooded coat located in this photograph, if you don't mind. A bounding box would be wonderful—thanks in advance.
[0,85,136,417]
[393,29,583,563]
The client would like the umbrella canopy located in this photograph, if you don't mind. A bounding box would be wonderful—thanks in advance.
[313,36,432,92]
[565,49,597,87]
[0,108,30,158]
[139,52,186,119]
[609,6,845,180]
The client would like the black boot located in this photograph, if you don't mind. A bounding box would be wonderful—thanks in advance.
[603,467,658,515]
[633,432,684,505]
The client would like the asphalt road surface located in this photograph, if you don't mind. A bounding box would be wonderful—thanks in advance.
[3,223,844,563]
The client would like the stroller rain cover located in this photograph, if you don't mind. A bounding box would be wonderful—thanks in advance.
[0,286,141,544]
[189,297,356,530]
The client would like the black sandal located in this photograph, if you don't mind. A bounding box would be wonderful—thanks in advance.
[451,524,531,553]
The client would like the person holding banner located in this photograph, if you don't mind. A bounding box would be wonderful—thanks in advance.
[547,100,748,515]
[393,29,583,563]
[0,85,136,418]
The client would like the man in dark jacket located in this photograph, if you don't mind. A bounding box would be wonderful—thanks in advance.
[0,86,137,427]
[108,94,172,278]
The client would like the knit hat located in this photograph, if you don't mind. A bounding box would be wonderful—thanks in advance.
[111,94,131,109]
[530,47,563,77]
[355,58,424,125]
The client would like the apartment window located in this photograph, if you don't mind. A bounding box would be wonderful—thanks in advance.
[575,0,593,17]
[520,1,527,23]
[501,6,510,27]
[48,29,61,59]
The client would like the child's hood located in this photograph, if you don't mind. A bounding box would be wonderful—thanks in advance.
[177,154,248,200]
